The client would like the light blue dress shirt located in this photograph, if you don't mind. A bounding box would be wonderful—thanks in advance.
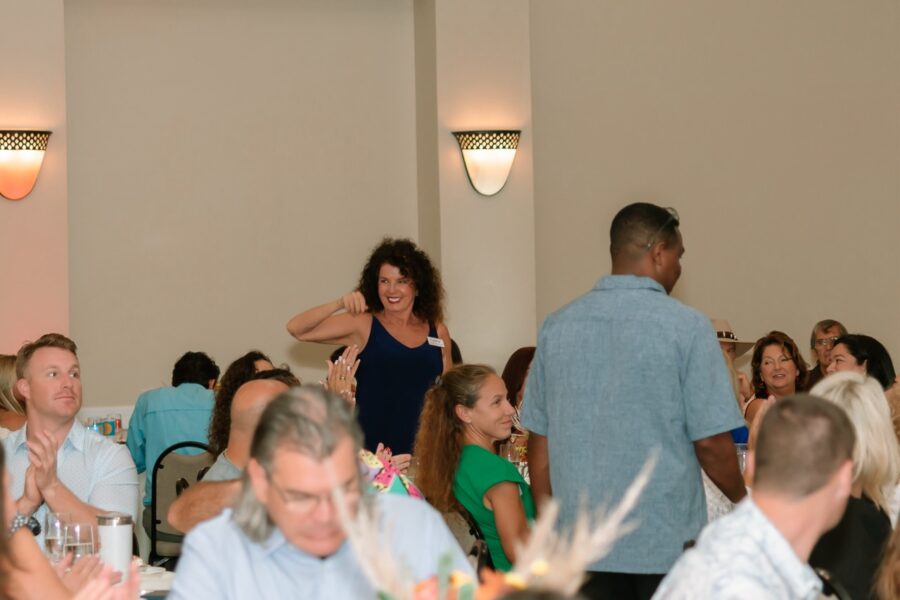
[521,275,745,573]
[126,383,214,506]
[201,451,240,482]
[653,498,823,599]
[4,421,139,546]
[169,494,474,599]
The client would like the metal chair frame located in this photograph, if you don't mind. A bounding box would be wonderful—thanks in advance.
[149,440,213,565]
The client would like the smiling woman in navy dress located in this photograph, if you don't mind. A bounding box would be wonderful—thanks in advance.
[287,238,452,454]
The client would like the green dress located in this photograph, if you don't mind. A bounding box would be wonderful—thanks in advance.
[453,444,535,571]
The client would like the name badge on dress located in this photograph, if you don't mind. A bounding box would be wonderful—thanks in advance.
[427,336,445,348]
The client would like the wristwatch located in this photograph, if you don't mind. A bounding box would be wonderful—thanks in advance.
[9,513,41,536]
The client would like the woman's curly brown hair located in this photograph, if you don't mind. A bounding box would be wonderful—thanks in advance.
[750,331,808,397]
[207,350,272,455]
[412,364,495,513]
[357,238,445,324]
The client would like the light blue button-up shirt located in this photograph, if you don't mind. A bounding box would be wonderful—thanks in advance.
[653,498,823,599]
[169,494,474,599]
[126,383,214,506]
[521,275,744,573]
[4,421,139,546]
[201,451,240,482]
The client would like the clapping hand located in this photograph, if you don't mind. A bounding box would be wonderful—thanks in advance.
[72,560,140,600]
[18,465,43,515]
[374,442,411,474]
[27,429,61,494]
[339,291,368,315]
[325,344,360,406]
[57,554,120,594]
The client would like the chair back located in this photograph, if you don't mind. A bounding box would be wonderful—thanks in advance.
[815,569,852,600]
[150,441,214,563]
[458,506,495,572]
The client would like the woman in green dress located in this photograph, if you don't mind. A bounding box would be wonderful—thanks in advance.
[413,364,534,572]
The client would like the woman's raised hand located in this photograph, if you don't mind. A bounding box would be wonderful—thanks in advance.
[339,291,368,315]
[325,344,360,405]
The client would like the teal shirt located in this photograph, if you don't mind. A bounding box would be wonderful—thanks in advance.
[126,383,214,505]
[453,444,535,571]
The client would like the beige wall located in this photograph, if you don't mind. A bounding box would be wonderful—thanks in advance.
[426,0,538,370]
[0,0,69,353]
[63,0,536,407]
[10,0,896,406]
[530,0,900,366]
[65,0,419,404]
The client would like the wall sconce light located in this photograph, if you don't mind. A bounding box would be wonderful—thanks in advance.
[0,130,52,201]
[452,130,520,196]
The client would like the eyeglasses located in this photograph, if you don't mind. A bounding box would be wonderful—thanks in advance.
[644,207,680,250]
[268,476,361,514]
[814,336,840,349]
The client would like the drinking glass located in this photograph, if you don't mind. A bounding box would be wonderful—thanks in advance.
[735,443,749,473]
[44,511,70,564]
[501,438,520,464]
[64,523,96,562]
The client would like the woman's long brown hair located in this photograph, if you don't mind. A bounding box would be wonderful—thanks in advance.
[412,364,495,513]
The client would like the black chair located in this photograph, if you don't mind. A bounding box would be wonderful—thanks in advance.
[149,441,215,566]
[458,506,494,572]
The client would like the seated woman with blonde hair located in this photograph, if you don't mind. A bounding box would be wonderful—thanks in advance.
[0,354,26,433]
[808,371,900,600]
[413,364,534,572]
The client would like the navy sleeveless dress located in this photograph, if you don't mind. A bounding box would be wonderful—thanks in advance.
[355,316,443,454]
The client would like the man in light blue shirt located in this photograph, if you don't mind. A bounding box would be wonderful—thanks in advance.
[5,333,139,547]
[127,351,218,535]
[521,203,747,600]
[170,386,472,599]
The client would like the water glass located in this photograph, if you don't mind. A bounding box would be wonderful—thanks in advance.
[500,441,517,464]
[44,511,70,563]
[735,443,749,473]
[64,522,96,562]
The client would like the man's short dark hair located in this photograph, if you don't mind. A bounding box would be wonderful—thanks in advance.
[609,202,680,260]
[16,333,78,379]
[172,351,220,387]
[754,394,855,498]
[252,367,301,388]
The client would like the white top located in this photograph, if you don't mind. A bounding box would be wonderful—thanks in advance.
[702,470,735,523]
[653,498,823,600]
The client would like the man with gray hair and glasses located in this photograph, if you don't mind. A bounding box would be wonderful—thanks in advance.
[807,319,848,388]
[169,386,472,599]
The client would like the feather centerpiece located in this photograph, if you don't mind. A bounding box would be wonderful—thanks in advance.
[334,452,658,599]
[331,473,415,600]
